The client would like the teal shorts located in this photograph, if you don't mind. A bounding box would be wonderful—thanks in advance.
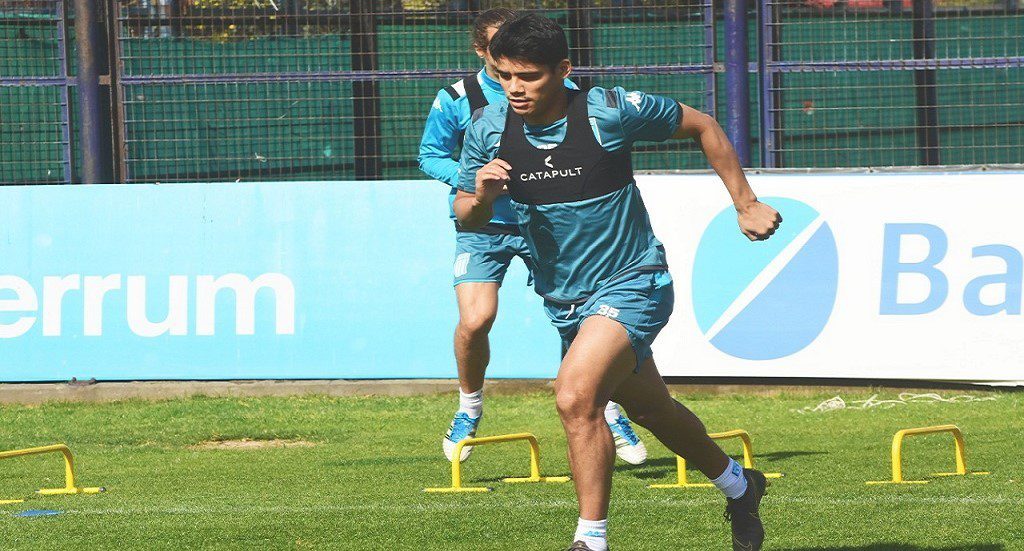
[543,270,674,367]
[453,230,534,286]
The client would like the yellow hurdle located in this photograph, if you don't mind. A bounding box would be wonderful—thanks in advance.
[866,424,990,485]
[424,433,570,493]
[649,429,783,489]
[0,444,105,502]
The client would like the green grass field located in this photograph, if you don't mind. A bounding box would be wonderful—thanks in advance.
[0,388,1021,550]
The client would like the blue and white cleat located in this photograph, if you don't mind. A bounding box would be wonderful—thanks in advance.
[442,412,480,463]
[608,414,647,465]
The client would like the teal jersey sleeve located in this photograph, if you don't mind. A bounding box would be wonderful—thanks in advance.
[585,87,681,153]
[457,107,502,194]
[417,89,462,187]
[613,87,681,143]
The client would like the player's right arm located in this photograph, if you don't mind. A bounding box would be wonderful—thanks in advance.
[453,116,507,229]
[417,90,462,186]
[671,103,781,241]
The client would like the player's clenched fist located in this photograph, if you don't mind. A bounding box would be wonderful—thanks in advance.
[475,158,511,206]
[737,200,782,241]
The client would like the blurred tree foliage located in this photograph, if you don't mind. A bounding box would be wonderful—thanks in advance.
[118,0,1008,40]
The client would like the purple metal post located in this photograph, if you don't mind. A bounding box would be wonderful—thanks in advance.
[73,0,112,183]
[913,0,940,165]
[725,0,751,166]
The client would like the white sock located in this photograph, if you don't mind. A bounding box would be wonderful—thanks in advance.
[457,389,483,419]
[574,517,608,551]
[712,458,748,500]
[603,401,621,424]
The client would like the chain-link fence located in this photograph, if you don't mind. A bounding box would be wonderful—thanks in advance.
[760,0,1024,168]
[3,1,1021,184]
[112,0,714,182]
[0,0,73,184]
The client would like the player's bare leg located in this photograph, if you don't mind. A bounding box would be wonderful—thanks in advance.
[554,316,635,520]
[612,357,770,551]
[442,282,499,462]
[554,315,644,550]
[557,315,767,550]
[611,358,729,476]
[454,282,499,393]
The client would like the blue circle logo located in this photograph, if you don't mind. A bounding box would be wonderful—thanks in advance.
[692,197,838,360]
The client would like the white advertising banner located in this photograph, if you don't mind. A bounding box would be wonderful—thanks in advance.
[639,172,1024,384]
[2,175,1020,384]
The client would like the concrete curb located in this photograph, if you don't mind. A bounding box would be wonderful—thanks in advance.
[0,379,1005,405]
[0,379,553,405]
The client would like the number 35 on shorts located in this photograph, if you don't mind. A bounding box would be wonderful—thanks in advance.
[596,304,620,319]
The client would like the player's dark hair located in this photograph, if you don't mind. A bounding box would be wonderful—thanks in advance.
[471,8,519,51]
[487,13,569,69]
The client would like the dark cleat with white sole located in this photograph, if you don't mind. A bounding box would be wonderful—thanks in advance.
[725,468,769,551]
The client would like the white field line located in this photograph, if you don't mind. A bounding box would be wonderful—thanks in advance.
[705,216,825,342]
[3,495,1017,517]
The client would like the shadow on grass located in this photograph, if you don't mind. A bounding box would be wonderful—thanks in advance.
[469,449,831,484]
[758,450,828,461]
[474,472,573,483]
[616,456,674,480]
[324,455,435,468]
[778,540,1003,544]
[621,456,677,470]
[618,450,826,481]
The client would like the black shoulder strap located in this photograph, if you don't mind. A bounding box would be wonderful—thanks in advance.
[603,88,619,109]
[443,85,459,102]
[463,73,489,113]
[564,89,593,143]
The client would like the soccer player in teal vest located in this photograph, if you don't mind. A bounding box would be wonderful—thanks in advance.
[417,9,647,466]
[454,14,782,551]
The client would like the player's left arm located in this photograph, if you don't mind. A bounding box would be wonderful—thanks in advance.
[417,91,463,186]
[453,115,504,230]
[671,103,781,241]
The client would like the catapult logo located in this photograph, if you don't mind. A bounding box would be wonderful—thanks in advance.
[520,154,583,182]
[692,198,838,360]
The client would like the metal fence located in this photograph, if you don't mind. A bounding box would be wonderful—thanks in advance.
[0,0,73,184]
[111,0,714,182]
[760,0,1024,168]
[0,0,1021,184]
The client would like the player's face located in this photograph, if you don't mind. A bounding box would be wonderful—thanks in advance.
[493,57,571,119]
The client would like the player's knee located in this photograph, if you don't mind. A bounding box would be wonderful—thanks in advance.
[457,311,496,337]
[554,386,603,424]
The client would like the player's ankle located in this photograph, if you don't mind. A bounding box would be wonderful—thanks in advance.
[574,518,608,551]
[712,458,748,500]
[457,388,483,418]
